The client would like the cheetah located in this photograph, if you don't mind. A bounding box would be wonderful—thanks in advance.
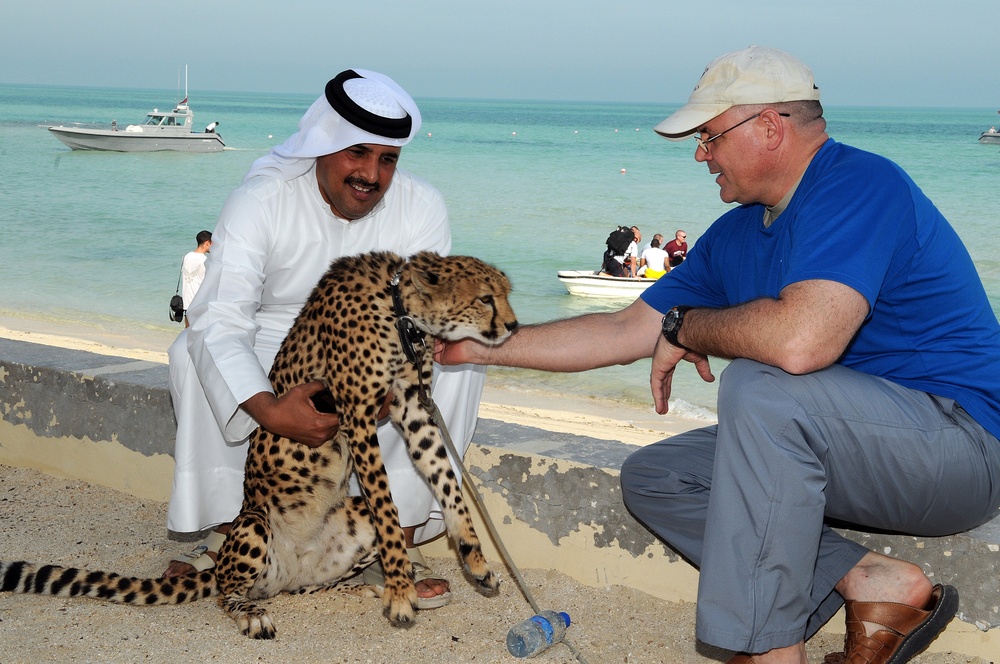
[0,250,518,639]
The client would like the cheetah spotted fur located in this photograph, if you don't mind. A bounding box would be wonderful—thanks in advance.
[0,250,518,639]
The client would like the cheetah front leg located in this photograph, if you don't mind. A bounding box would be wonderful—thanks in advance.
[343,417,419,627]
[216,506,276,639]
[391,375,499,596]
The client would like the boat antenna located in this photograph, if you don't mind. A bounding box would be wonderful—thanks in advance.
[176,65,189,105]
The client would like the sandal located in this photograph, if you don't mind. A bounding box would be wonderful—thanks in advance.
[407,546,452,610]
[169,530,227,572]
[356,560,387,592]
[356,548,452,610]
[823,584,958,664]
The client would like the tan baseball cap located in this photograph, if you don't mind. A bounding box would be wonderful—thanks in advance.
[654,46,820,140]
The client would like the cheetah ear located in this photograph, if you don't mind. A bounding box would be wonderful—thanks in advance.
[410,268,440,294]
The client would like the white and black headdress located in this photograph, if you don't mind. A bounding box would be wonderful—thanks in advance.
[243,68,421,183]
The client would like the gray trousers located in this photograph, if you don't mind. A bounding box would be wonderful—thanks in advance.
[620,359,1000,653]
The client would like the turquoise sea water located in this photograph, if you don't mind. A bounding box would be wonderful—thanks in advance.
[2,83,998,422]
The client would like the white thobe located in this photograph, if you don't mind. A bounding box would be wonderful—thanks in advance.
[167,164,485,544]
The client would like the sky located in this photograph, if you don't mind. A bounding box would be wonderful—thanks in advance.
[3,1,998,108]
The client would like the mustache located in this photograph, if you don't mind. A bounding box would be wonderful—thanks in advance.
[345,176,380,192]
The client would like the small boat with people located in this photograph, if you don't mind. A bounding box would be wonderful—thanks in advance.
[980,110,1000,144]
[47,100,224,153]
[45,67,224,153]
[980,127,1000,145]
[556,269,655,298]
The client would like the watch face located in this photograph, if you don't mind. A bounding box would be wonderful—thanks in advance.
[661,307,688,349]
[662,311,678,333]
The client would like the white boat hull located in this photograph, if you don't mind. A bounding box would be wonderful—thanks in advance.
[557,270,655,298]
[47,126,225,153]
[979,131,1000,145]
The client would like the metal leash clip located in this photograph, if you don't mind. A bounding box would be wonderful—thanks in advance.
[395,314,425,366]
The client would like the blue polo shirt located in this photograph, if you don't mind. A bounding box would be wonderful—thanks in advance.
[642,139,1000,439]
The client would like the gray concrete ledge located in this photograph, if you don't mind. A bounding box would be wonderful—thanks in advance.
[472,415,1000,632]
[1,336,999,643]
[0,338,175,458]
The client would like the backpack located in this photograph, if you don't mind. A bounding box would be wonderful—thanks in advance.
[606,226,635,256]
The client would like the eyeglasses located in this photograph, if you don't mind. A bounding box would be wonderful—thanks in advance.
[694,112,790,153]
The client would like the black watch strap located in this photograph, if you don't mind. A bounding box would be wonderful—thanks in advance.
[661,306,693,350]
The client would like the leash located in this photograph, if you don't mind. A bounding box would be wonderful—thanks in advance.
[390,268,426,366]
[391,266,590,664]
[423,392,590,664]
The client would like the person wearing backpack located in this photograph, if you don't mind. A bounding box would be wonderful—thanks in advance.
[601,225,640,277]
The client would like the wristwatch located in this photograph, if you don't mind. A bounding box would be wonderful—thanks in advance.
[661,306,692,350]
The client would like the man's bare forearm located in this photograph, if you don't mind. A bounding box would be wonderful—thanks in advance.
[474,298,663,372]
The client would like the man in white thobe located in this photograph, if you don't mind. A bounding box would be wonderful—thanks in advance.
[163,69,485,609]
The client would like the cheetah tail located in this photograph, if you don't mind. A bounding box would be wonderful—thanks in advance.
[0,560,218,604]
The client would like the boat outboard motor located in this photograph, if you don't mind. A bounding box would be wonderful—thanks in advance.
[205,121,219,133]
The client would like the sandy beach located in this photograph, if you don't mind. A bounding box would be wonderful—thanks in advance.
[0,317,986,663]
[8,457,981,664]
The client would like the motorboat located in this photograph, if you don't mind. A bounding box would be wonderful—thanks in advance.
[47,99,224,152]
[980,127,1000,145]
[556,270,656,298]
[45,67,223,153]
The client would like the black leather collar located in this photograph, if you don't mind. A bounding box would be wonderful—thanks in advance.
[390,267,425,365]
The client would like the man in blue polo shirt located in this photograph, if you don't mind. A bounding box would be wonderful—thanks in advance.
[437,46,1000,663]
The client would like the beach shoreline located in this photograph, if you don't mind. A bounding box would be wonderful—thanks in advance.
[0,314,705,446]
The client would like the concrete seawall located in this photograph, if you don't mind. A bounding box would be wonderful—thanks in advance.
[1,336,997,658]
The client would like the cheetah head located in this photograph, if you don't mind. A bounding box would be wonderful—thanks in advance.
[402,252,518,346]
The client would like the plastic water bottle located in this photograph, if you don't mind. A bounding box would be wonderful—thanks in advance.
[506,610,571,658]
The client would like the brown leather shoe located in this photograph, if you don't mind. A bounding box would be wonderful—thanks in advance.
[824,584,958,664]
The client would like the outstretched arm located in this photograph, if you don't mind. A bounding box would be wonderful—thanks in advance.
[436,297,663,372]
